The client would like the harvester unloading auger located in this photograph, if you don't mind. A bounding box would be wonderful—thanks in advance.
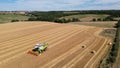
[27,43,48,56]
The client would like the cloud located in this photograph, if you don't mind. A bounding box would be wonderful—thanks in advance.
[14,0,93,10]
[94,0,120,4]
[15,0,88,10]
[0,0,119,11]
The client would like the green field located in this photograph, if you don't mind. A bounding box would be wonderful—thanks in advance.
[0,14,29,23]
[71,21,116,28]
[60,14,109,20]
[63,11,80,14]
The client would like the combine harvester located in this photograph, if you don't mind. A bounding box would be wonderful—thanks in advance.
[28,43,48,56]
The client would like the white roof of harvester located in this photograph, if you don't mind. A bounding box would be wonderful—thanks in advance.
[34,43,44,48]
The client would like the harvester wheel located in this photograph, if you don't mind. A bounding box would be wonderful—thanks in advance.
[43,47,47,51]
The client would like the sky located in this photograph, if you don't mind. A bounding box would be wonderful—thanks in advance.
[0,0,120,11]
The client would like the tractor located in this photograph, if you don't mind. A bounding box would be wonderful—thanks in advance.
[28,43,48,56]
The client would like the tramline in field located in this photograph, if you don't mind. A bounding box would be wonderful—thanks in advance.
[0,22,110,68]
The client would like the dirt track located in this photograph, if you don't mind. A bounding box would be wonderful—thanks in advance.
[0,22,109,68]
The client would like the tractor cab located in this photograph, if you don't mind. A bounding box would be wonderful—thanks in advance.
[34,44,42,48]
[34,43,45,50]
[33,44,42,52]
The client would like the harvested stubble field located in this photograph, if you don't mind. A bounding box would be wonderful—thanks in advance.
[0,22,110,68]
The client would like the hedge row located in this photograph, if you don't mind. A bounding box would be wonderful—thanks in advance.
[107,20,120,64]
[92,16,116,22]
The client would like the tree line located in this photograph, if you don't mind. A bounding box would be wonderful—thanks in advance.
[92,16,115,21]
[27,11,80,23]
[105,20,120,67]
[27,10,120,23]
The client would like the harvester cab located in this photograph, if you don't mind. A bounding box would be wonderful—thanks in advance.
[28,43,48,56]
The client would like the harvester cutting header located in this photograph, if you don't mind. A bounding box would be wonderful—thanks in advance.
[28,43,48,56]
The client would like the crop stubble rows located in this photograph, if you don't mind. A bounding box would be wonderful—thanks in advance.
[0,22,109,68]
